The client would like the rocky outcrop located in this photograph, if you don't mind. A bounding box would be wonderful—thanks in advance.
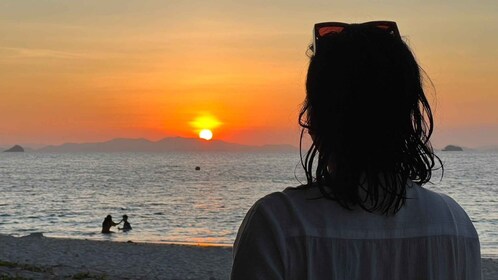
[4,145,24,152]
[442,145,463,151]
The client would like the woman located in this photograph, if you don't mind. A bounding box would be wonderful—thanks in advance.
[101,215,120,233]
[231,21,481,279]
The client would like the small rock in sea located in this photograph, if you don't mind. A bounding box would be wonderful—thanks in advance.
[442,145,463,151]
[4,145,24,152]
[127,240,134,243]
[24,232,44,238]
[195,166,201,170]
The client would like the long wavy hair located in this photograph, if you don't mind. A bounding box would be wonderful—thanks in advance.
[299,24,441,214]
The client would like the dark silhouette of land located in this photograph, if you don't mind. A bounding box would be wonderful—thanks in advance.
[36,137,298,153]
[3,139,497,153]
[4,145,24,152]
[442,145,464,151]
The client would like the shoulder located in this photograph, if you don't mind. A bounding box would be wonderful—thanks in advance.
[250,186,311,216]
[239,187,308,227]
[410,184,469,216]
[242,185,326,235]
[234,186,310,242]
[407,184,478,238]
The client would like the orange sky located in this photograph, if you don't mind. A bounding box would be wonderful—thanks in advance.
[0,1,497,148]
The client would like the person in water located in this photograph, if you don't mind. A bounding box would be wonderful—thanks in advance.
[231,21,481,279]
[101,214,120,233]
[119,214,132,231]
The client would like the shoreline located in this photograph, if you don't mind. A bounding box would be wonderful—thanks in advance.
[1,234,497,280]
[0,233,232,279]
[6,233,498,257]
[21,233,234,248]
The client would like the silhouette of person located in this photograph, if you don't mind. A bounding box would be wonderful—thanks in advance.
[101,214,120,233]
[119,214,132,232]
[231,21,482,279]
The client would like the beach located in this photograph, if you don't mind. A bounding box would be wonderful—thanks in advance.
[0,234,232,279]
[0,234,497,280]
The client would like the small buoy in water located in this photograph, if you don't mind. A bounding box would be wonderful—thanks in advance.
[195,166,200,171]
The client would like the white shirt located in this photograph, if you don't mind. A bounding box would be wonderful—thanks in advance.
[231,182,481,280]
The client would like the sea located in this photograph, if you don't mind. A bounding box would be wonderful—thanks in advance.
[0,151,496,257]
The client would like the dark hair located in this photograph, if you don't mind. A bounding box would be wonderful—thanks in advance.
[299,24,441,214]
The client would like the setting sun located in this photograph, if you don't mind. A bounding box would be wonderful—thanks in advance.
[190,114,221,140]
[199,129,213,140]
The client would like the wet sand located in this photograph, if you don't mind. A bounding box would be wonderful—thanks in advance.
[0,234,496,279]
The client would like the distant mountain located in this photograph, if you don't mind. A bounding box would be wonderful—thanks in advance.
[0,146,35,152]
[36,137,298,153]
[4,145,24,152]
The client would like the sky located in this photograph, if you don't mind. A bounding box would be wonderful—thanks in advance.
[0,0,497,149]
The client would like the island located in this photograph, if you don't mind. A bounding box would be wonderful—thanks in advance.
[4,145,25,152]
[442,145,463,151]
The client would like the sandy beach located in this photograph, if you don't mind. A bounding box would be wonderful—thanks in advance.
[1,234,496,280]
[0,234,232,279]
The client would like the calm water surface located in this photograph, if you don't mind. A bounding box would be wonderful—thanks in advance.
[0,151,496,257]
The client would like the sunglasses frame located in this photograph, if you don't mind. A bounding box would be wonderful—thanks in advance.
[312,21,400,54]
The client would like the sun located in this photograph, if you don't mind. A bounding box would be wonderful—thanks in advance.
[190,114,221,140]
[199,129,213,140]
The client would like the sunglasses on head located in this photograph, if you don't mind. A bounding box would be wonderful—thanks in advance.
[312,21,400,54]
